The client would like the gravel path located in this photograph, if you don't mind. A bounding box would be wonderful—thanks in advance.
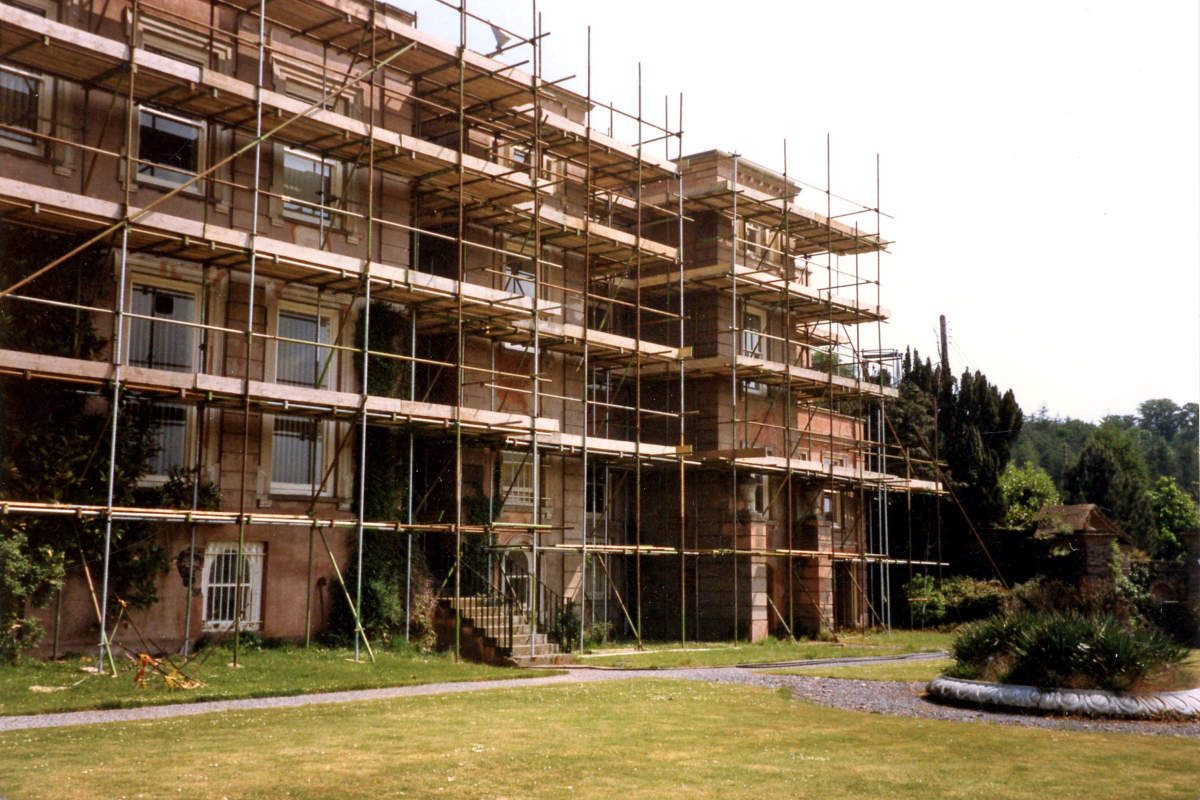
[3,654,1197,737]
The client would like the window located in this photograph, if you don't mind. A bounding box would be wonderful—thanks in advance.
[271,415,323,491]
[137,107,204,191]
[822,490,843,527]
[135,400,189,478]
[128,280,197,481]
[504,261,536,300]
[272,308,334,494]
[128,283,197,371]
[753,475,769,517]
[585,466,606,516]
[276,309,333,388]
[281,148,339,224]
[539,154,563,195]
[272,52,358,114]
[507,144,530,168]
[0,63,49,155]
[136,13,232,70]
[201,542,264,631]
[739,306,765,358]
[499,451,545,509]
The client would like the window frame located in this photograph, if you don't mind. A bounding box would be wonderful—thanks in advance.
[201,541,264,632]
[123,269,203,484]
[133,12,233,70]
[135,105,206,195]
[271,51,360,115]
[0,61,52,157]
[499,450,547,511]
[126,277,200,373]
[280,146,342,226]
[268,301,338,497]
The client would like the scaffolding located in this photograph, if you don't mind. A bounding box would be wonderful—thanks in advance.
[0,0,943,665]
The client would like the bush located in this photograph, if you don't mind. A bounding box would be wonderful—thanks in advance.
[950,609,1186,692]
[551,601,581,653]
[905,574,1007,627]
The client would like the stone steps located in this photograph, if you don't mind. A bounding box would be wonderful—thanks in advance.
[444,595,573,667]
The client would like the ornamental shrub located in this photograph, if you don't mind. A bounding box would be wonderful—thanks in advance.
[904,574,1007,627]
[950,609,1186,692]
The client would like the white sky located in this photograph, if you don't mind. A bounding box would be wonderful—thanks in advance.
[405,0,1200,423]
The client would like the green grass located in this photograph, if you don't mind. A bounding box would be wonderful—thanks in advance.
[769,657,954,683]
[0,645,553,716]
[581,629,953,668]
[1,679,1195,799]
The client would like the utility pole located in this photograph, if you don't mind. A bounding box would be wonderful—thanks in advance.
[939,314,950,376]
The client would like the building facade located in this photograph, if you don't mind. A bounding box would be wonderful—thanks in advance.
[0,0,935,657]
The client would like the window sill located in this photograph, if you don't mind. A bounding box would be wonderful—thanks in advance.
[137,174,204,196]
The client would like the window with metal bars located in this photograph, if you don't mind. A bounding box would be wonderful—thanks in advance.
[201,542,263,631]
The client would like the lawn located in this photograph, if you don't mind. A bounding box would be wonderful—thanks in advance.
[0,644,551,716]
[1,679,1195,799]
[580,629,953,668]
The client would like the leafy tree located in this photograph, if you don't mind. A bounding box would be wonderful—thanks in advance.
[0,224,165,660]
[888,349,1023,528]
[1010,407,1096,488]
[1016,400,1197,503]
[1149,476,1200,562]
[999,462,1060,529]
[1062,424,1155,551]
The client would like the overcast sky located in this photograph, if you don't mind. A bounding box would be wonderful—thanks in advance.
[405,0,1200,423]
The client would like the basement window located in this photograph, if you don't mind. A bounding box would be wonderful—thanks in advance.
[201,542,264,631]
[0,63,49,156]
[137,107,205,192]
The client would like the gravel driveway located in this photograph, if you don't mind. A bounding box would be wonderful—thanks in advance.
[2,654,1197,737]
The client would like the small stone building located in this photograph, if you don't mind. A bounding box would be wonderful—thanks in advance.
[1034,504,1132,591]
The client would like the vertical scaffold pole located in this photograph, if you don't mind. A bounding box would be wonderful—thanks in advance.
[352,2,379,663]
[676,94,686,645]
[579,24,592,654]
[730,153,739,643]
[633,62,644,648]
[453,0,467,662]
[232,0,267,670]
[782,139,795,634]
[98,0,142,674]
[529,1,544,660]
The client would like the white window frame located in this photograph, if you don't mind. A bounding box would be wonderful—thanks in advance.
[499,451,547,510]
[135,106,206,194]
[201,541,264,632]
[123,270,202,484]
[280,146,343,226]
[274,302,336,389]
[739,305,766,359]
[269,302,338,496]
[0,62,52,157]
[125,276,200,373]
